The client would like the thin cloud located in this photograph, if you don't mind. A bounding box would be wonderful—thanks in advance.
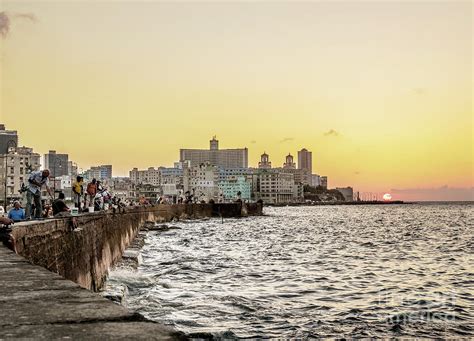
[279,137,294,143]
[324,129,340,137]
[0,11,36,38]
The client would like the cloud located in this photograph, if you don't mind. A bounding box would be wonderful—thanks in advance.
[279,137,294,143]
[324,129,340,137]
[0,11,36,38]
[391,186,474,201]
[413,87,425,95]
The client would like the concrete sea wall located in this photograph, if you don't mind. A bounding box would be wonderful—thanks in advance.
[3,203,262,291]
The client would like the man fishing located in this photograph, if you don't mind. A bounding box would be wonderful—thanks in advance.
[25,169,53,220]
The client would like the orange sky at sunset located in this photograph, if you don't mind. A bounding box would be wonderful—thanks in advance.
[0,1,472,200]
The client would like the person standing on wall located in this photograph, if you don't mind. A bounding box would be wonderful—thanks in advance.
[85,178,97,208]
[72,176,84,212]
[25,169,53,220]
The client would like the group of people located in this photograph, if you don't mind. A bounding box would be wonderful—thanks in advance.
[0,169,113,227]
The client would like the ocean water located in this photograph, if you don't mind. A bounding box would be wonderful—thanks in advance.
[106,203,474,338]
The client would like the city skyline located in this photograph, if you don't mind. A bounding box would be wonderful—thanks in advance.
[0,1,472,201]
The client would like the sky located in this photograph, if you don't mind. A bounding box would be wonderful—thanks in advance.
[0,0,472,201]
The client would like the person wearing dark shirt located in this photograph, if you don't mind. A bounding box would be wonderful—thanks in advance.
[52,192,70,216]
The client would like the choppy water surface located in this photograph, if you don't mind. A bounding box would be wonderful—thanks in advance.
[108,204,474,338]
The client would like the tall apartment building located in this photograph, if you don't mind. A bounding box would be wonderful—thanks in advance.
[180,137,248,168]
[0,146,40,204]
[44,150,69,177]
[0,124,18,154]
[298,148,312,174]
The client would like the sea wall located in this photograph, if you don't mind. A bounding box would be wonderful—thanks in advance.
[3,203,262,291]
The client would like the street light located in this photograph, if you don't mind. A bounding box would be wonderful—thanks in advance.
[4,140,17,211]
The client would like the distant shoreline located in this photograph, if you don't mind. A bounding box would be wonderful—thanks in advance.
[267,201,473,207]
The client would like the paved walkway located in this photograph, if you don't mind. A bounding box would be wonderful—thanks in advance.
[0,245,185,340]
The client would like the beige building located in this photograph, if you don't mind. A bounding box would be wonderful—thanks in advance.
[0,146,41,204]
[183,162,219,202]
[129,167,161,186]
[253,169,298,204]
[180,137,248,168]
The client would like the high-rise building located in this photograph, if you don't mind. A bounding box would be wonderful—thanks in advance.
[180,137,248,168]
[298,148,312,174]
[44,150,69,177]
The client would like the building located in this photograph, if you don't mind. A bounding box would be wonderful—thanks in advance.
[336,187,354,202]
[311,174,321,187]
[44,150,69,177]
[180,137,248,168]
[0,124,18,154]
[298,148,312,174]
[253,169,298,204]
[218,167,254,183]
[159,167,183,187]
[283,153,296,169]
[321,176,328,189]
[258,152,272,169]
[85,165,113,181]
[129,167,161,186]
[183,162,219,202]
[219,176,251,202]
[0,146,41,205]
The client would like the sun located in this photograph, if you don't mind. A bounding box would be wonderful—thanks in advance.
[383,193,392,201]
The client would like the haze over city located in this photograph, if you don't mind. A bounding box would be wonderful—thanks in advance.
[1,1,472,201]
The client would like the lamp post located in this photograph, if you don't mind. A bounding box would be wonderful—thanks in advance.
[3,140,17,211]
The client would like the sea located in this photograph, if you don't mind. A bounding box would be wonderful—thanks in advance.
[105,203,473,338]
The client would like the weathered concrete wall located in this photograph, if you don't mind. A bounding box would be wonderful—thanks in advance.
[4,203,262,291]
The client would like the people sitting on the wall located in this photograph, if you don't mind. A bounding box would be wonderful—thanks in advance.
[26,169,53,220]
[85,178,97,208]
[52,192,70,217]
[8,201,25,222]
[72,176,84,212]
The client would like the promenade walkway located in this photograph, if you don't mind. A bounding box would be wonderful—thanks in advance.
[0,244,184,340]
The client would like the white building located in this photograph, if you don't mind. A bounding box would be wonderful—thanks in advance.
[0,146,41,204]
[336,187,354,202]
[183,162,219,202]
